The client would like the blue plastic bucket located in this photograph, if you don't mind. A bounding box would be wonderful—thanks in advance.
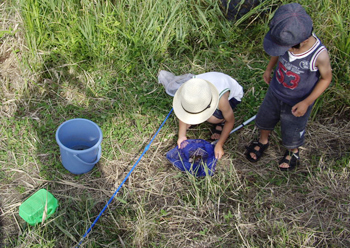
[56,118,102,174]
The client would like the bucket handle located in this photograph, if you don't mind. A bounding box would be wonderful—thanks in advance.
[74,146,102,165]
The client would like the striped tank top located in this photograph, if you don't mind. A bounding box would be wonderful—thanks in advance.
[270,34,327,106]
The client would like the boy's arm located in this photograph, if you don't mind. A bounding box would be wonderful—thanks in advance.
[263,56,279,84]
[214,92,235,159]
[292,50,332,117]
[177,119,188,148]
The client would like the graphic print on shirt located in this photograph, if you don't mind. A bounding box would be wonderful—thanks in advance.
[276,58,306,89]
[299,60,310,70]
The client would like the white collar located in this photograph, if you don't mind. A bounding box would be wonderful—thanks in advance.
[288,33,319,62]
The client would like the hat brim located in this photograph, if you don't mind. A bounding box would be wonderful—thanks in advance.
[263,30,291,56]
[173,80,219,125]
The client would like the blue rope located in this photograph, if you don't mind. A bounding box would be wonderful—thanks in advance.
[76,108,173,247]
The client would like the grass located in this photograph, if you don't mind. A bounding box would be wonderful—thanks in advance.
[1,0,350,247]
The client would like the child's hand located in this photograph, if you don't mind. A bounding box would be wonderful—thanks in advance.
[264,56,279,84]
[214,144,224,160]
[263,70,272,84]
[177,136,187,148]
[292,101,309,117]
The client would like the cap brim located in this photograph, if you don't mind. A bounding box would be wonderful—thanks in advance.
[173,81,219,125]
[263,31,291,56]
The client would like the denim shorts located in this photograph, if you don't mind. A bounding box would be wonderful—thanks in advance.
[212,97,241,120]
[255,88,313,149]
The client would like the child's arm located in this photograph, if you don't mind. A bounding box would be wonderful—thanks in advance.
[263,56,279,84]
[291,50,332,117]
[214,92,235,159]
[177,119,188,148]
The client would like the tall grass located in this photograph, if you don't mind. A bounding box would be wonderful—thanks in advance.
[1,0,350,247]
[300,0,350,116]
[19,0,233,72]
[17,0,350,115]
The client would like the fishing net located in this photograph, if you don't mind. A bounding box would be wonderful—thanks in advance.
[158,70,194,96]
[166,139,217,177]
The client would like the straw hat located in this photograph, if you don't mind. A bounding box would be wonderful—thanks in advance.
[173,78,219,125]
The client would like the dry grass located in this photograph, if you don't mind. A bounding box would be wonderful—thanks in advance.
[2,112,349,247]
[1,3,26,118]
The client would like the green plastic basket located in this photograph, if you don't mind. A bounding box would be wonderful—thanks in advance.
[19,189,58,226]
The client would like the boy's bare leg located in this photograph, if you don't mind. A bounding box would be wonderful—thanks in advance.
[207,116,225,140]
[249,130,271,160]
[259,130,270,144]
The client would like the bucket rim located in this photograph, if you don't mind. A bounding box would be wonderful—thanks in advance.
[55,118,103,153]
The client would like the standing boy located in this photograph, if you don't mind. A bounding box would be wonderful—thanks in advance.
[245,3,332,170]
[173,72,243,160]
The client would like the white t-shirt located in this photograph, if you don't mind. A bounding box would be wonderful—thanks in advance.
[195,72,244,102]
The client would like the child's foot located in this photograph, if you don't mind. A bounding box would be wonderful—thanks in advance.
[210,123,224,140]
[186,124,192,130]
[245,140,269,162]
[186,124,199,130]
[279,149,300,171]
